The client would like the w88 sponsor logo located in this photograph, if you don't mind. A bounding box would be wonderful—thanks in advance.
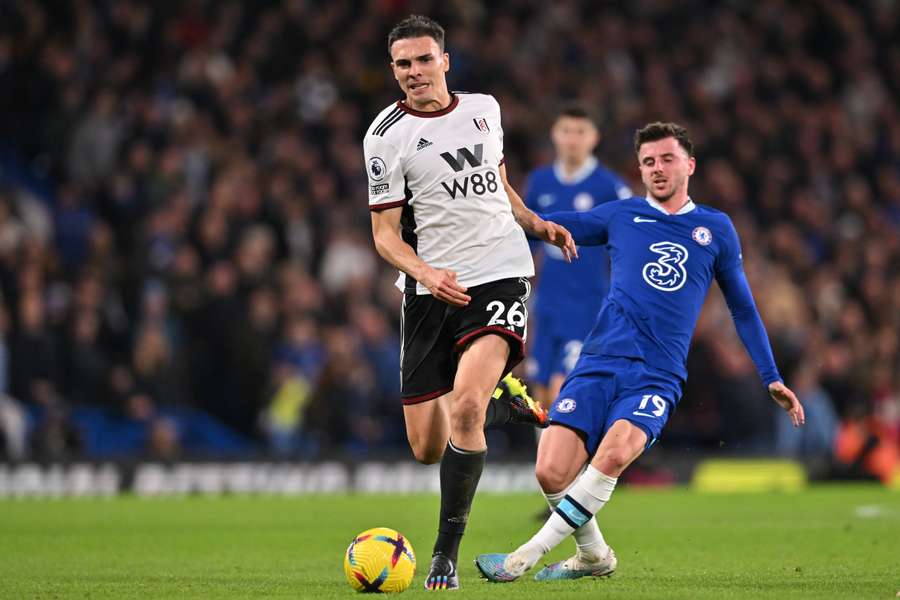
[439,143,499,199]
[441,170,499,199]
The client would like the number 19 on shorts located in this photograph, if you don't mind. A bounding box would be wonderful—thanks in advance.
[633,394,666,418]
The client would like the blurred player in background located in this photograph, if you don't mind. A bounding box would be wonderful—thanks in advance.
[475,122,804,583]
[523,104,632,411]
[364,15,576,590]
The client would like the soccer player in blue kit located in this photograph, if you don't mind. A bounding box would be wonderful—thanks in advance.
[524,105,632,411]
[476,122,805,583]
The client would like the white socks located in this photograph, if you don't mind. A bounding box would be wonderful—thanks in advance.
[510,466,617,572]
[543,484,609,562]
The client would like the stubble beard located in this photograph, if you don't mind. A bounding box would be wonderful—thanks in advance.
[647,174,685,204]
[648,185,675,203]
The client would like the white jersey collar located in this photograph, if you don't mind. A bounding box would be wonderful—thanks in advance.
[553,156,598,185]
[645,195,696,215]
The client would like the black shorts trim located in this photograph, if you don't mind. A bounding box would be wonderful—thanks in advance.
[402,386,453,406]
[454,325,526,375]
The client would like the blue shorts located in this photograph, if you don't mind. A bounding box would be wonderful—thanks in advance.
[548,354,683,455]
[526,312,593,386]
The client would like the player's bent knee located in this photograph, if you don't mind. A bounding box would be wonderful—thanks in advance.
[406,426,446,464]
[413,448,443,465]
[449,393,485,435]
[534,458,572,494]
[595,445,639,476]
[408,439,444,464]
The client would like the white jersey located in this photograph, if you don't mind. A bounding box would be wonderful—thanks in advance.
[364,93,534,295]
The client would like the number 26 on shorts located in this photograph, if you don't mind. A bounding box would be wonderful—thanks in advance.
[485,300,526,328]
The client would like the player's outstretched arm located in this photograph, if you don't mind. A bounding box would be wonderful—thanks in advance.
[371,207,471,306]
[716,264,805,427]
[499,164,578,262]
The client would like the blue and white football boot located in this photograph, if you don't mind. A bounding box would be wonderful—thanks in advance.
[533,547,617,581]
[474,553,524,583]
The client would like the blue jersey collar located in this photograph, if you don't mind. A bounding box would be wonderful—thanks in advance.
[553,156,598,185]
[644,195,696,215]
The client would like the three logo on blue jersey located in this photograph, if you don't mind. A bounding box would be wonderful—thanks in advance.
[638,226,714,291]
[642,241,689,292]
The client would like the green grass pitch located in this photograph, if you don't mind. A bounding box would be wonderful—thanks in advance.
[1,485,898,599]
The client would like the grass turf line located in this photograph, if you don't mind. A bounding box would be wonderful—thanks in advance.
[0,485,897,599]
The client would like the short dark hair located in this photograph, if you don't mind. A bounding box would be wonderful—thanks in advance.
[388,15,445,55]
[556,102,597,125]
[634,122,694,157]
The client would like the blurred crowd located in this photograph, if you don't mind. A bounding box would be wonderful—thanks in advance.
[0,1,897,476]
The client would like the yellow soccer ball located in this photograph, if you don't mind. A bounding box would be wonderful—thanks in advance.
[344,527,416,593]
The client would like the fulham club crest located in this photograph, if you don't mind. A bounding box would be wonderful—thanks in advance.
[473,117,490,133]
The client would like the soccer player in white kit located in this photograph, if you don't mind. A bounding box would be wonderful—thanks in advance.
[365,15,577,590]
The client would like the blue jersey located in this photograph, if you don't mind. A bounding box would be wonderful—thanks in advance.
[547,197,781,386]
[525,158,631,322]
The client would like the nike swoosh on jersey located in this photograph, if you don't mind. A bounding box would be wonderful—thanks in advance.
[633,216,657,223]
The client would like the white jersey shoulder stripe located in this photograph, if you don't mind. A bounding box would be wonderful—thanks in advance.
[373,106,405,136]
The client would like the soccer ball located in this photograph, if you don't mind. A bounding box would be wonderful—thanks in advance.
[344,527,416,593]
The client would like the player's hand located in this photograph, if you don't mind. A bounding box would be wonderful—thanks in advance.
[420,267,471,306]
[533,219,578,262]
[768,381,805,427]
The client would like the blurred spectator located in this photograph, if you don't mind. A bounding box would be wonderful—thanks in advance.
[11,290,60,406]
[0,393,26,460]
[0,298,27,460]
[260,361,315,457]
[67,89,124,190]
[63,308,111,407]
